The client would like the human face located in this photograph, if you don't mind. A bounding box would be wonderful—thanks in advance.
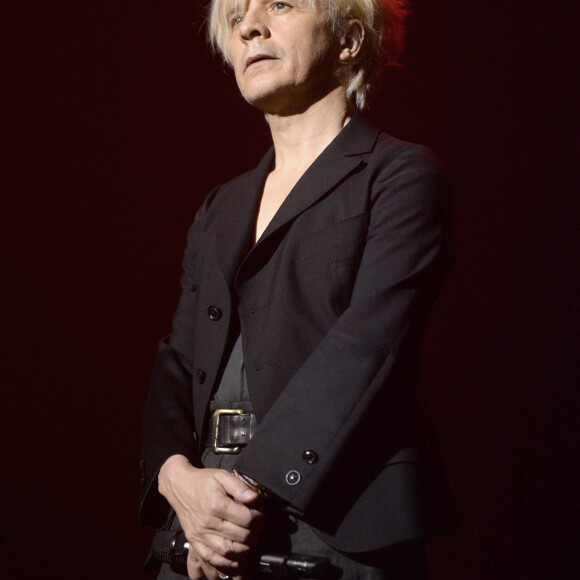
[228,0,342,114]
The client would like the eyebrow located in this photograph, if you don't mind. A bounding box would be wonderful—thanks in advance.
[226,0,247,16]
[226,0,310,20]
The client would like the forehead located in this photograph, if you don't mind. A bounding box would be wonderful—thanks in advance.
[223,0,320,15]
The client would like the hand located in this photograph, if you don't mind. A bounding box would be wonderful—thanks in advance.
[187,544,246,580]
[185,545,206,580]
[158,455,264,575]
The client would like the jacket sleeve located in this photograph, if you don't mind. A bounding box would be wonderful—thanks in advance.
[139,191,217,529]
[234,147,454,512]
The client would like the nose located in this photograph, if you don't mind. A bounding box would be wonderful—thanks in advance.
[238,7,270,43]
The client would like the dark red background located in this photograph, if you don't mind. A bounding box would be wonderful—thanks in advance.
[2,1,577,578]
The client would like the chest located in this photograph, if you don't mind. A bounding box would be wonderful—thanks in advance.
[255,169,302,242]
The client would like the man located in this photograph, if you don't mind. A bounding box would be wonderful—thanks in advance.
[140,1,455,578]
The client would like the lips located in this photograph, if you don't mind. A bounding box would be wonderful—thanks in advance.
[245,54,276,70]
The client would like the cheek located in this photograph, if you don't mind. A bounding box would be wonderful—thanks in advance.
[230,48,244,83]
[230,38,243,66]
[304,27,335,61]
[291,38,322,72]
[295,42,333,77]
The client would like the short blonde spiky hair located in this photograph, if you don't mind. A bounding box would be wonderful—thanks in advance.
[207,0,409,110]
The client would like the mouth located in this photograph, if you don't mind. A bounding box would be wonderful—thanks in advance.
[245,54,276,70]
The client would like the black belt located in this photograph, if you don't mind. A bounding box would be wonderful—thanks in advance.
[205,408,258,454]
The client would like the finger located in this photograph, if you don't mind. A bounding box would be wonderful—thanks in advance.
[203,564,244,580]
[195,530,255,560]
[199,490,262,531]
[192,538,245,570]
[199,560,221,580]
[214,470,259,505]
[186,549,207,580]
[209,514,263,545]
[216,570,244,580]
[191,510,261,544]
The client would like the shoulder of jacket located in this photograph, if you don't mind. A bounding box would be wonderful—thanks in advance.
[371,132,442,176]
[192,166,258,224]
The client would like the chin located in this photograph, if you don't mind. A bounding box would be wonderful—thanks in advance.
[241,85,292,112]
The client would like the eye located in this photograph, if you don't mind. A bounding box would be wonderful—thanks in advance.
[272,2,290,12]
[230,13,244,28]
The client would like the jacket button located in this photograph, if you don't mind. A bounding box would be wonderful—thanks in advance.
[302,450,318,464]
[196,368,206,383]
[285,470,301,486]
[207,306,222,321]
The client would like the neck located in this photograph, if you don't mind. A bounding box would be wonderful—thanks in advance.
[265,89,355,174]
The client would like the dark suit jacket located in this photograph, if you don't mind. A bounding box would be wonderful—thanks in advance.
[140,113,455,552]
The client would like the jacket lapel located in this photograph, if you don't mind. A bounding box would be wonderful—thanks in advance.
[215,148,275,287]
[246,113,379,256]
[216,113,380,288]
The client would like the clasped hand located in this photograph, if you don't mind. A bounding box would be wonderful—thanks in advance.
[158,454,265,580]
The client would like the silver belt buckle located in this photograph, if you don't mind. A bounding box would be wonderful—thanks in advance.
[213,408,244,454]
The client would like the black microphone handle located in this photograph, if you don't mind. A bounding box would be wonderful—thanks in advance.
[151,529,330,576]
[152,530,189,567]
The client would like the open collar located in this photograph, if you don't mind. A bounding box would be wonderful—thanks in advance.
[215,112,380,287]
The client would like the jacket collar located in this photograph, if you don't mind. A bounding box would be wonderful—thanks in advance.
[215,148,274,290]
[215,112,380,286]
[255,113,379,242]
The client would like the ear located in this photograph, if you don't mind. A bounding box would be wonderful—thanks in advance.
[338,19,365,63]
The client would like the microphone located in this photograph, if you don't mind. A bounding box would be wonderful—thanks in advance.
[151,530,189,568]
[151,530,331,576]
